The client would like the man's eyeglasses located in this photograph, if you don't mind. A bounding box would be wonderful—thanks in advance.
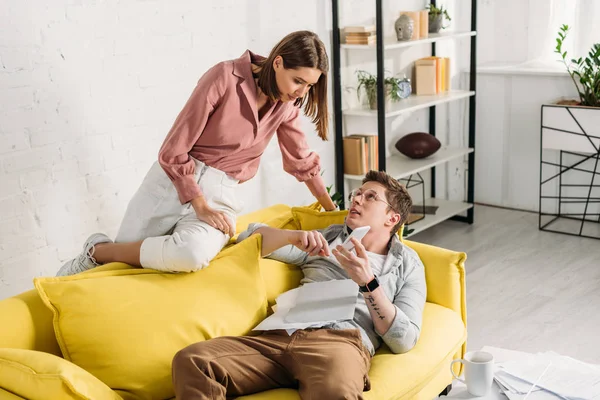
[348,189,397,212]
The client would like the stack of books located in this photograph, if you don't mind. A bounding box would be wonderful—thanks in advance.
[415,56,451,95]
[343,25,376,45]
[343,134,379,175]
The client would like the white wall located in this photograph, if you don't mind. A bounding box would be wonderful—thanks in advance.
[0,0,473,299]
[0,0,337,299]
[474,0,593,212]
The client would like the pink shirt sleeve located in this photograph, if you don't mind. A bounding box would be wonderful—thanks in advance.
[276,106,328,198]
[158,64,226,204]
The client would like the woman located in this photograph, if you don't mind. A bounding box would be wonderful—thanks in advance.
[58,30,336,276]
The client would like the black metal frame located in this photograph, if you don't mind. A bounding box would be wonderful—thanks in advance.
[399,173,426,225]
[539,104,600,240]
[331,0,477,227]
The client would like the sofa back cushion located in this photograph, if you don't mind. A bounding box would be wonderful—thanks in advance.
[291,205,405,240]
[34,235,267,400]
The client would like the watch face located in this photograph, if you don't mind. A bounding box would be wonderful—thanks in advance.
[398,80,412,99]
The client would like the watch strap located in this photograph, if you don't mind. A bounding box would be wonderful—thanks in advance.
[359,275,379,293]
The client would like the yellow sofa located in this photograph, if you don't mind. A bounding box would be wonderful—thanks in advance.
[0,204,467,400]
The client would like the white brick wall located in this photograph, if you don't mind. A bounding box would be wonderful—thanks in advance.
[0,0,337,299]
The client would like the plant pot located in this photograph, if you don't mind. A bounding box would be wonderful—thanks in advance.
[428,14,443,33]
[542,102,600,153]
[367,89,391,110]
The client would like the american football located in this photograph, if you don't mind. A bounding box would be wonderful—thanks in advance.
[394,132,441,159]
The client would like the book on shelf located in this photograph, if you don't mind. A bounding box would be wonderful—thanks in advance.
[343,134,379,175]
[343,25,377,45]
[343,25,376,33]
[345,35,377,45]
[414,57,450,95]
[410,205,439,215]
[406,213,425,225]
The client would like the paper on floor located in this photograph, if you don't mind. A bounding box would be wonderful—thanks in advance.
[497,351,600,400]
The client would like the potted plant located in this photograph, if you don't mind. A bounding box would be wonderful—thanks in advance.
[543,24,600,147]
[555,24,600,108]
[426,3,451,34]
[356,70,404,110]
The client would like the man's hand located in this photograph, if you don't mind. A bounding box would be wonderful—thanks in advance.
[332,238,374,286]
[191,196,235,236]
[287,230,331,257]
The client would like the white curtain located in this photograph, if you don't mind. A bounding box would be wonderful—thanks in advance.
[527,0,600,65]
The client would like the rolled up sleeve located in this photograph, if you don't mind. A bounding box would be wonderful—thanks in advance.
[276,106,327,198]
[238,222,309,266]
[379,250,427,354]
[158,63,226,204]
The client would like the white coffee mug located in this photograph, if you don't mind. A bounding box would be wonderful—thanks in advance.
[450,351,494,396]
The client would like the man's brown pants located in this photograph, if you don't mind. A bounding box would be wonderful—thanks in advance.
[172,328,372,400]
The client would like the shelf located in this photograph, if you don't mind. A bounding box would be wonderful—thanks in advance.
[344,146,474,181]
[404,198,473,238]
[343,90,475,118]
[341,31,476,51]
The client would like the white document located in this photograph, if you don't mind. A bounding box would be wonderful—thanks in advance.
[503,390,566,400]
[498,351,600,400]
[494,370,543,395]
[253,279,359,332]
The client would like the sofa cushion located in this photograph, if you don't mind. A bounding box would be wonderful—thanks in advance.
[259,259,303,307]
[236,302,466,400]
[234,204,294,241]
[291,206,348,231]
[0,348,121,400]
[291,206,405,240]
[34,235,267,400]
[0,388,25,400]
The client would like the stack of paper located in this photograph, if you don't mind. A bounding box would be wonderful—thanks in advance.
[495,351,600,399]
[252,279,359,333]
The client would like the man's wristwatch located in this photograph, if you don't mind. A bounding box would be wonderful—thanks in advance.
[359,275,380,293]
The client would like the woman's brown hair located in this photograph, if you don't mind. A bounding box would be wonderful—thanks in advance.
[255,30,329,140]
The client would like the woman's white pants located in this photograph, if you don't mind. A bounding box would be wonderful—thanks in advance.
[115,159,241,272]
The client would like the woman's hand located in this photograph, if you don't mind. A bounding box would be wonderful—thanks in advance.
[287,230,330,257]
[191,196,235,236]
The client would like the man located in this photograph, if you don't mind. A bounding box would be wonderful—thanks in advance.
[172,170,426,400]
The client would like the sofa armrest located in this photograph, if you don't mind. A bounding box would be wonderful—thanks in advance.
[404,240,467,326]
[405,240,468,376]
[0,289,61,356]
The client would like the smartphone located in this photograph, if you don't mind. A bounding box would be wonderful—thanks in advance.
[341,226,371,252]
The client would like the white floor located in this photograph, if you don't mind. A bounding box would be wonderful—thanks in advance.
[411,205,600,365]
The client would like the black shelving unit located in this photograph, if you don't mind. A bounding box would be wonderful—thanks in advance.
[331,0,478,233]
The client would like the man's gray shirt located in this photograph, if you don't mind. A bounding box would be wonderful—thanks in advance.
[238,223,427,355]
